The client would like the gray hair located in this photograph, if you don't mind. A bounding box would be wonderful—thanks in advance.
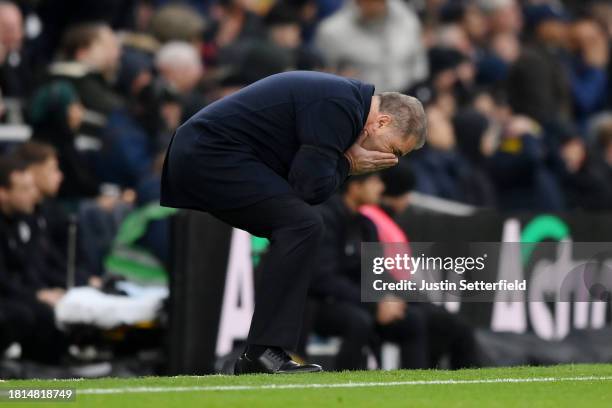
[155,41,202,70]
[377,92,427,149]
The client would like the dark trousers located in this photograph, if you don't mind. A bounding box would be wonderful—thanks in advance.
[307,300,429,370]
[411,303,480,369]
[0,298,68,364]
[209,193,325,351]
[375,305,429,369]
[308,300,374,370]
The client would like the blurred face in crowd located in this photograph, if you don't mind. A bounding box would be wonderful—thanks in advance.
[437,25,473,56]
[488,0,523,35]
[571,20,607,49]
[462,4,487,43]
[426,107,455,151]
[67,102,85,132]
[269,23,302,49]
[0,2,23,52]
[29,157,63,199]
[561,138,586,174]
[347,174,385,206]
[570,19,609,68]
[536,20,568,47]
[0,170,38,215]
[172,63,203,94]
[79,26,120,76]
[590,2,612,39]
[491,33,520,63]
[356,0,387,21]
[157,44,204,95]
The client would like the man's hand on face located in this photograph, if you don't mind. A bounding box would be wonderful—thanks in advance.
[344,132,398,175]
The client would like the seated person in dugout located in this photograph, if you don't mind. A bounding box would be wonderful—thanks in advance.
[0,156,69,364]
[304,170,480,370]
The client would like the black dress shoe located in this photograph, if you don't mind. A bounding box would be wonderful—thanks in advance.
[234,347,323,375]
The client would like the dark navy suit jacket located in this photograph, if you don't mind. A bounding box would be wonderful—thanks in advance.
[160,71,374,211]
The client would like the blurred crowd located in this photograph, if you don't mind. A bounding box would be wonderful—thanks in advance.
[2,0,612,369]
[1,0,612,216]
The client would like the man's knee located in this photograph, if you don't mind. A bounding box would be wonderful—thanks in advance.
[283,206,325,241]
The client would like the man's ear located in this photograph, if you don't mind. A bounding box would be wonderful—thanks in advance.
[378,114,392,128]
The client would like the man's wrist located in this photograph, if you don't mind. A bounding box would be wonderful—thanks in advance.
[343,152,355,175]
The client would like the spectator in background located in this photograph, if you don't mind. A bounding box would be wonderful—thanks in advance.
[452,108,498,207]
[374,164,481,369]
[476,31,521,86]
[591,114,612,183]
[29,81,100,199]
[0,156,68,364]
[307,174,429,370]
[154,41,205,120]
[556,128,612,211]
[589,1,612,111]
[205,0,265,66]
[476,0,522,36]
[48,22,123,121]
[264,2,325,71]
[0,1,32,98]
[115,47,154,101]
[133,152,173,266]
[284,0,320,45]
[97,69,182,189]
[489,115,565,211]
[458,0,488,47]
[315,0,428,92]
[379,160,416,215]
[148,3,207,46]
[507,4,572,128]
[567,18,609,132]
[14,142,101,288]
[35,0,136,63]
[408,46,477,118]
[436,23,474,57]
[221,39,296,86]
[409,106,466,201]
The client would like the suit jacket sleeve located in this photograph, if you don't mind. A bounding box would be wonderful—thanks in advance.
[289,98,360,205]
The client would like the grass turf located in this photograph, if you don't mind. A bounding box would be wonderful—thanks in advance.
[1,364,611,407]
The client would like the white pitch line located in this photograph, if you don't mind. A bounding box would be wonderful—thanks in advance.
[78,376,612,395]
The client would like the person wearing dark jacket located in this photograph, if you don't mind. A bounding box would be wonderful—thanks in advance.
[507,5,572,127]
[0,156,68,364]
[14,141,98,287]
[161,71,427,374]
[378,165,481,369]
[0,2,33,99]
[308,174,429,370]
[409,106,467,201]
[29,80,100,199]
[488,116,565,211]
[557,133,612,211]
[452,109,497,208]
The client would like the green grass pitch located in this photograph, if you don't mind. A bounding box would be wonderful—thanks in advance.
[1,364,611,407]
